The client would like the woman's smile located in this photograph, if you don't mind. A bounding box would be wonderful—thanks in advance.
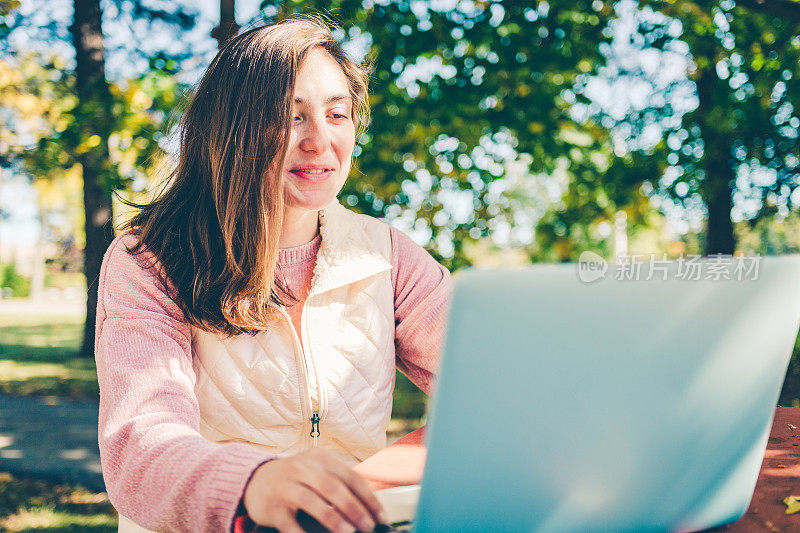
[289,166,336,182]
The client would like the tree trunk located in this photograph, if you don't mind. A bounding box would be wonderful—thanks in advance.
[694,64,736,255]
[211,0,238,49]
[71,0,114,357]
[704,168,735,255]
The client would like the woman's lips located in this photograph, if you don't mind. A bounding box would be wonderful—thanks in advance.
[289,169,334,181]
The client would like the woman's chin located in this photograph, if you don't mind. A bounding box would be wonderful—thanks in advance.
[285,193,339,212]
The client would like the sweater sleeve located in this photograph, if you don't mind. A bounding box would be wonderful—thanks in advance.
[390,227,453,395]
[94,234,273,533]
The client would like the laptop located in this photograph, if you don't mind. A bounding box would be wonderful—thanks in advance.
[374,255,800,532]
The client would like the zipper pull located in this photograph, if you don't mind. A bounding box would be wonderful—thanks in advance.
[310,413,320,446]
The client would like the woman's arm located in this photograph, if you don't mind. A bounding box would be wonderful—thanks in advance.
[390,227,454,395]
[95,235,273,532]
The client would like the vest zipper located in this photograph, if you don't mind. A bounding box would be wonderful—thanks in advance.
[302,296,329,425]
[311,413,320,446]
[275,304,324,448]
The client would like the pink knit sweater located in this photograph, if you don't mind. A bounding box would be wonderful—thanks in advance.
[94,225,452,532]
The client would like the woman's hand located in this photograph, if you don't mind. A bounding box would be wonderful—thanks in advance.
[243,448,387,533]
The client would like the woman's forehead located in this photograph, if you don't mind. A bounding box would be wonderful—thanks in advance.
[292,48,351,104]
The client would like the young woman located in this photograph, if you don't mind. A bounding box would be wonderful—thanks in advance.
[94,17,452,533]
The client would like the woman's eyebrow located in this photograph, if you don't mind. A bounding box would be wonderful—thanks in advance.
[293,94,352,105]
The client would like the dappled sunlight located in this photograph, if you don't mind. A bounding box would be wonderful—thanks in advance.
[763,448,795,459]
[58,448,90,461]
[0,449,22,459]
[0,360,94,381]
[760,467,800,477]
[0,360,99,398]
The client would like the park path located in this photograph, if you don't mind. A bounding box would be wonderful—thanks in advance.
[0,393,104,491]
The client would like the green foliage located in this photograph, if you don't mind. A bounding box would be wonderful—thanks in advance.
[19,58,186,195]
[0,263,30,297]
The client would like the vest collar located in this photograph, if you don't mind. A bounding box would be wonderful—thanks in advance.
[308,200,392,297]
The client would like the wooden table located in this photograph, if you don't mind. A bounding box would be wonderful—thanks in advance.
[713,407,800,532]
[239,407,800,532]
[354,407,800,532]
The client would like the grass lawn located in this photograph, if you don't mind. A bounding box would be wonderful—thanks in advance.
[0,471,117,533]
[0,300,98,399]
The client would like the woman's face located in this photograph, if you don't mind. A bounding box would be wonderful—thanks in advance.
[281,48,357,213]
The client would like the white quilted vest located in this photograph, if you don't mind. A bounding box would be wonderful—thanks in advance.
[119,200,396,532]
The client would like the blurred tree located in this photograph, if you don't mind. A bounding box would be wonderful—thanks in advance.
[1,1,197,356]
[615,0,800,254]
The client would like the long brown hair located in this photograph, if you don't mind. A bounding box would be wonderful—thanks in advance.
[121,16,370,335]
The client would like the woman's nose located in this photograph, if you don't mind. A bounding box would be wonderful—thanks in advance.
[298,116,330,153]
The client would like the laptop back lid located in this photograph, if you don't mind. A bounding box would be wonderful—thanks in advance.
[415,256,800,532]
